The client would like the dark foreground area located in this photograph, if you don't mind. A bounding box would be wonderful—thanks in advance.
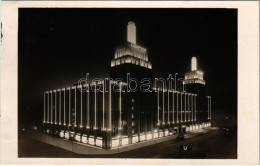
[18,126,237,158]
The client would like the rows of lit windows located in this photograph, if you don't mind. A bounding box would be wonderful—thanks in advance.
[111,56,152,69]
[114,43,148,61]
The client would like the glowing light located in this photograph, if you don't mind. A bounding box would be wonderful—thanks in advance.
[88,136,95,145]
[65,132,69,139]
[140,134,146,141]
[59,131,64,137]
[51,91,53,124]
[69,88,71,126]
[82,135,88,143]
[64,90,66,126]
[127,21,136,44]
[96,137,103,147]
[43,92,46,122]
[94,84,97,129]
[159,131,164,137]
[165,130,169,136]
[75,134,81,142]
[153,132,158,138]
[122,137,129,145]
[191,57,197,71]
[132,135,138,143]
[147,133,152,140]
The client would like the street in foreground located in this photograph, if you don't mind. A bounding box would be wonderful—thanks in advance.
[19,127,236,158]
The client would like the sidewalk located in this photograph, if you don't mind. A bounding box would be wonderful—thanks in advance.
[30,127,219,155]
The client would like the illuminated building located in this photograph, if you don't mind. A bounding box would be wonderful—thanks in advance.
[42,21,212,150]
[110,21,153,83]
[184,57,210,124]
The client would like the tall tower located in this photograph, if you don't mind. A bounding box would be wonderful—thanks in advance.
[184,57,205,86]
[127,21,136,44]
[184,57,207,123]
[191,57,197,71]
[110,21,154,143]
[110,21,153,82]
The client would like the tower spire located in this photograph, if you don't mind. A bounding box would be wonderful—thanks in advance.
[191,57,197,71]
[127,21,136,44]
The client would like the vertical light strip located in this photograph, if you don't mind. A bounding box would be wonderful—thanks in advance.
[180,92,182,122]
[162,89,165,124]
[43,92,46,123]
[69,88,71,126]
[157,88,159,125]
[59,91,61,125]
[172,91,174,123]
[207,97,209,119]
[191,94,193,121]
[167,90,169,124]
[55,91,57,124]
[102,81,105,130]
[188,93,190,122]
[208,97,209,120]
[94,84,97,129]
[194,95,196,121]
[74,88,77,127]
[210,97,212,119]
[108,81,112,130]
[51,91,53,124]
[64,89,66,125]
[47,92,49,123]
[119,83,122,129]
[87,84,90,129]
[184,93,186,122]
[177,92,179,123]
[80,87,83,128]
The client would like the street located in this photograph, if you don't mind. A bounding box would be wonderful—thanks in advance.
[18,128,236,158]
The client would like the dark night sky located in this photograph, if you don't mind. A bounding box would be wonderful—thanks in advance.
[18,8,237,127]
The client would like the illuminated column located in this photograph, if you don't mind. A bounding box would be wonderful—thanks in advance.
[180,92,182,123]
[194,94,197,121]
[176,92,179,123]
[94,83,97,130]
[119,83,122,146]
[167,90,170,124]
[119,83,122,130]
[191,57,197,71]
[184,93,186,122]
[188,93,190,122]
[172,91,175,124]
[87,84,90,129]
[102,81,105,130]
[80,86,83,128]
[55,90,57,125]
[63,89,66,126]
[207,96,209,119]
[127,21,136,44]
[191,94,193,122]
[210,97,212,120]
[47,92,49,123]
[108,80,112,130]
[51,91,53,124]
[69,87,71,127]
[43,92,46,123]
[74,88,77,127]
[162,89,165,125]
[59,90,61,125]
[157,88,160,125]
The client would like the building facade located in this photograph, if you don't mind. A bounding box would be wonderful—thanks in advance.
[42,21,212,149]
